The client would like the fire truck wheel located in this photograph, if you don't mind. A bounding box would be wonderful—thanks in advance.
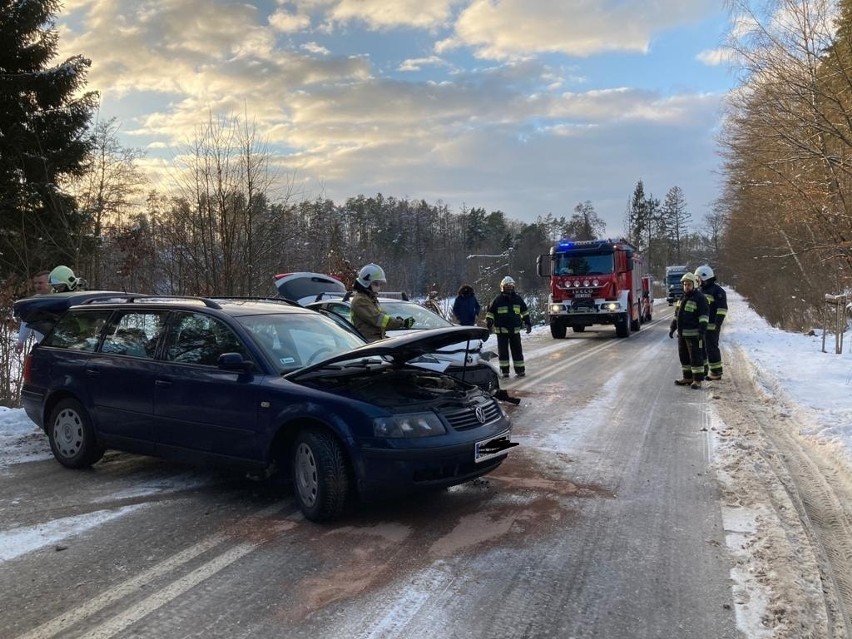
[615,313,630,338]
[550,322,567,339]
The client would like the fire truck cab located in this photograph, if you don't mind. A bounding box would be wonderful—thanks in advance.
[537,238,648,339]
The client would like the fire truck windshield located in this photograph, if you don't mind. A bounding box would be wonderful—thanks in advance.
[554,252,614,276]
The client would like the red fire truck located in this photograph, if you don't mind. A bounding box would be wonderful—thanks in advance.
[536,238,649,339]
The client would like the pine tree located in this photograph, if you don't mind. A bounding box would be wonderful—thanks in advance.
[0,0,97,278]
[628,179,648,248]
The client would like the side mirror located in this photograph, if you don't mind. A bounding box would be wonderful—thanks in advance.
[218,352,254,372]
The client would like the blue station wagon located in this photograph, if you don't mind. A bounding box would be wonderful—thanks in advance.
[17,294,515,521]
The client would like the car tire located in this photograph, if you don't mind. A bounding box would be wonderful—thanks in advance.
[47,398,105,469]
[291,427,352,522]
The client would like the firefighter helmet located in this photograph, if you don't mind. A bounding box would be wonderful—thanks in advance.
[500,276,515,289]
[695,264,714,281]
[356,263,387,288]
[680,272,700,287]
[48,265,79,292]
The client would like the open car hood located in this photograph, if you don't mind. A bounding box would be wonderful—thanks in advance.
[13,291,141,337]
[285,326,489,380]
[274,272,347,306]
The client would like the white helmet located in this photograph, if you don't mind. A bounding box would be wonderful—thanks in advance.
[48,265,79,291]
[500,276,515,289]
[356,263,387,288]
[695,264,714,281]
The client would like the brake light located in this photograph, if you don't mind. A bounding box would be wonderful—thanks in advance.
[22,354,32,383]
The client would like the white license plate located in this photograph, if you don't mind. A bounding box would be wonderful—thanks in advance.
[475,430,513,463]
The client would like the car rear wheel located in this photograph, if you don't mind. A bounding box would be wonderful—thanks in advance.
[291,428,352,522]
[48,399,104,469]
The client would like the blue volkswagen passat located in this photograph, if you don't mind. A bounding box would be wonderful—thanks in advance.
[17,294,515,521]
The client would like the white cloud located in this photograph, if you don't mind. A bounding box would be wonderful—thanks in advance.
[326,0,457,30]
[302,42,330,56]
[697,48,734,66]
[269,9,312,33]
[398,56,451,72]
[441,0,719,60]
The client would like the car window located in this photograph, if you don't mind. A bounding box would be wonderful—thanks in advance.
[237,312,365,373]
[42,310,113,352]
[326,302,351,321]
[382,301,453,330]
[164,312,251,366]
[101,311,168,359]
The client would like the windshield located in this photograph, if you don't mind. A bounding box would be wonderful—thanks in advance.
[381,301,453,330]
[236,313,366,373]
[667,274,684,287]
[554,252,614,276]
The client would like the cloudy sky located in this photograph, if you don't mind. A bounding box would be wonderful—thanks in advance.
[55,0,736,235]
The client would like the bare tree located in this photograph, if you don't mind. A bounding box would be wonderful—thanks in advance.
[161,113,295,296]
[66,118,147,288]
[720,0,852,328]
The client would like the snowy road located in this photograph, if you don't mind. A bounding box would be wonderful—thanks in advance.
[0,306,849,638]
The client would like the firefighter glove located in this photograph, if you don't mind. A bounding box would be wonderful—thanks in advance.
[698,324,706,335]
[668,328,675,339]
[525,324,532,334]
[403,316,415,329]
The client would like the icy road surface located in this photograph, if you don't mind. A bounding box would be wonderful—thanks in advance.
[1,303,850,638]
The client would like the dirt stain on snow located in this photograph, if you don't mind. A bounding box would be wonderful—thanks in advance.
[278,464,605,621]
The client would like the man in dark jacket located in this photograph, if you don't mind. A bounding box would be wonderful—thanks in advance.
[485,276,531,378]
[669,272,709,389]
[695,264,728,380]
[452,284,481,326]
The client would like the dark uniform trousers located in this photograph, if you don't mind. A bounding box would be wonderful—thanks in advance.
[497,333,525,376]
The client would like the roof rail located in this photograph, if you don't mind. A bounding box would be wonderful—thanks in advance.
[211,296,303,308]
[80,295,223,309]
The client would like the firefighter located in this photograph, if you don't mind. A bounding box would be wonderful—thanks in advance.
[350,263,414,342]
[485,276,531,378]
[669,272,709,389]
[695,264,728,380]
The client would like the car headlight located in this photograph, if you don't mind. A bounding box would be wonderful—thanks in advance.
[373,412,447,438]
[550,304,562,313]
[603,302,622,311]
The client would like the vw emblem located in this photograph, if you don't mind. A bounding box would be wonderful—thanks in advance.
[475,406,486,423]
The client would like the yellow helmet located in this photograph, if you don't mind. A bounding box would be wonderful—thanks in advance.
[680,272,700,287]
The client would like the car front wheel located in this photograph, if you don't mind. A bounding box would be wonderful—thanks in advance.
[291,428,352,522]
[47,399,104,469]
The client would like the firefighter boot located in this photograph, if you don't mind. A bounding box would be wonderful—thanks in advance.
[674,378,692,386]
[707,372,722,381]
[690,380,702,389]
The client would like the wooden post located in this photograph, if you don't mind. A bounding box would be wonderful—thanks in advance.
[823,294,847,354]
